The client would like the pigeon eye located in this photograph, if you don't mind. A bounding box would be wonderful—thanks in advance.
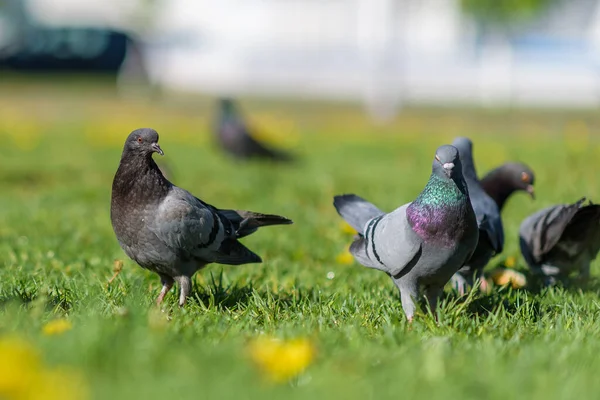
[137,137,143,143]
[521,172,529,183]
[435,155,440,162]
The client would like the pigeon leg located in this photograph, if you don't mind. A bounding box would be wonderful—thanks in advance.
[476,270,491,294]
[156,274,174,306]
[395,278,419,322]
[424,286,443,321]
[450,272,469,296]
[175,275,192,307]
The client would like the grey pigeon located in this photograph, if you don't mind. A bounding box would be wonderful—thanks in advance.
[450,137,504,295]
[111,128,293,306]
[519,198,600,285]
[333,145,478,321]
[480,162,535,211]
[215,98,294,162]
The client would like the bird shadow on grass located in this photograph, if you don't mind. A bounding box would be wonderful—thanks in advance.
[189,276,255,311]
[437,287,543,322]
[187,271,316,312]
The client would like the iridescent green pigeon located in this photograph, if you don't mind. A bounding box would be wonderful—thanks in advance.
[333,145,478,321]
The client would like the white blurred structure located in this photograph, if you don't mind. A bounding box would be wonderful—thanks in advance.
[10,0,600,116]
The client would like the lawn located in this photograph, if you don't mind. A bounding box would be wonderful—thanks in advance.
[1,78,600,400]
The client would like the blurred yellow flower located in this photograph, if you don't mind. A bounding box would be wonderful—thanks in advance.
[42,319,72,336]
[335,250,354,265]
[339,221,357,235]
[491,268,527,289]
[248,337,316,382]
[0,337,42,399]
[0,336,88,400]
[504,256,516,268]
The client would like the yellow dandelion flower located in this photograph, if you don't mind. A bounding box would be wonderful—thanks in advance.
[42,319,72,336]
[0,336,89,400]
[504,256,516,268]
[491,268,527,289]
[339,221,357,235]
[249,337,316,382]
[0,337,42,398]
[335,250,354,265]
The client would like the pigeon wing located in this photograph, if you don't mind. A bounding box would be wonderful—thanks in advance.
[148,187,227,263]
[351,204,422,276]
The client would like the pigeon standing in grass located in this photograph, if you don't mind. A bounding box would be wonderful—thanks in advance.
[333,145,478,321]
[215,98,294,162]
[519,198,600,285]
[450,137,504,295]
[111,128,293,306]
[480,162,535,211]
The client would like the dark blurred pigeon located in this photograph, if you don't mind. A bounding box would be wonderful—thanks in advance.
[450,137,504,295]
[214,98,294,162]
[481,162,535,211]
[111,128,293,306]
[519,198,600,285]
[333,145,478,321]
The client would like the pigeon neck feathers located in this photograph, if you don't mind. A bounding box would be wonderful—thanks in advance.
[406,172,472,247]
[480,167,518,211]
[480,164,534,211]
[112,150,171,205]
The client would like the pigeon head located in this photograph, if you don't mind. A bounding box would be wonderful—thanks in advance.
[500,163,535,198]
[124,128,164,158]
[432,145,462,180]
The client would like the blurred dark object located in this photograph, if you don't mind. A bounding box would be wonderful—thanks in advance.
[214,98,295,163]
[0,27,131,73]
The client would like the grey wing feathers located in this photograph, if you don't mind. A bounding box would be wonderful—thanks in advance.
[151,187,291,266]
[525,200,583,261]
[477,211,504,254]
[349,204,421,277]
[150,188,227,260]
[520,198,599,264]
[470,186,504,254]
[333,194,385,232]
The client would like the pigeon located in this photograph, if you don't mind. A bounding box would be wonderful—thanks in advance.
[450,137,504,295]
[519,198,600,285]
[333,145,478,321]
[111,128,293,306]
[214,98,294,162]
[480,162,535,211]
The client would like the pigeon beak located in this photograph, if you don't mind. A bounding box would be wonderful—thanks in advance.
[442,162,454,171]
[526,185,535,199]
[152,143,164,156]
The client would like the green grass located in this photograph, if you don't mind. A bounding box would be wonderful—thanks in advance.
[1,78,600,399]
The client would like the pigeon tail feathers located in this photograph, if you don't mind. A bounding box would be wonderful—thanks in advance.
[218,210,293,238]
[333,194,385,233]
